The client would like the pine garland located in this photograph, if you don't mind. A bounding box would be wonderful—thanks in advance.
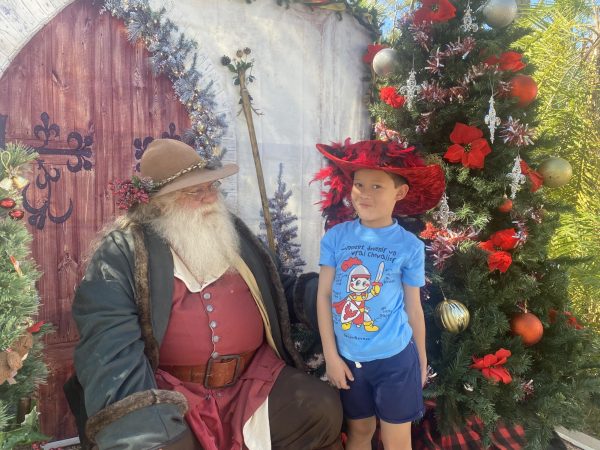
[101,0,227,165]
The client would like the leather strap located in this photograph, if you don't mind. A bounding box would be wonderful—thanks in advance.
[159,349,256,389]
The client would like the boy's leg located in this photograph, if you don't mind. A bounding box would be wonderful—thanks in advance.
[345,416,377,450]
[380,420,412,450]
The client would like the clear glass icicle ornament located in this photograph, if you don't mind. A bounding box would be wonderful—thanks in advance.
[399,68,421,110]
[432,192,456,229]
[506,155,527,199]
[461,1,479,33]
[484,94,501,143]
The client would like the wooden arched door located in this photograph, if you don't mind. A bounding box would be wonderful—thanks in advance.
[0,0,191,438]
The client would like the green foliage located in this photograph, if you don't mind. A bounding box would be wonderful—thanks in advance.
[248,0,384,36]
[0,406,50,450]
[367,1,600,447]
[0,142,47,437]
[515,0,600,331]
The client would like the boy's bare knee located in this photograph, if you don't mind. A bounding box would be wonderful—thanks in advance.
[347,417,377,436]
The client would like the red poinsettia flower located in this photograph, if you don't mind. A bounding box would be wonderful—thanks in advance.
[478,240,496,252]
[519,160,544,192]
[363,44,387,64]
[413,0,456,24]
[487,251,512,273]
[27,321,45,334]
[484,51,526,72]
[471,348,512,384]
[443,123,492,169]
[478,228,521,272]
[490,228,520,250]
[380,86,406,108]
[549,309,584,330]
[420,222,443,240]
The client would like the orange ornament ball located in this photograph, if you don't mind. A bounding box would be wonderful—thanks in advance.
[510,75,538,107]
[498,198,513,213]
[510,312,543,346]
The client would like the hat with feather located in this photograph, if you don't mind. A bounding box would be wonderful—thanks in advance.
[314,139,445,229]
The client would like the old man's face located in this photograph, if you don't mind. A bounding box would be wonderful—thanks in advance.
[175,180,222,211]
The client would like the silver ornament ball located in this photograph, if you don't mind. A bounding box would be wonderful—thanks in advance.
[482,0,518,28]
[372,48,400,77]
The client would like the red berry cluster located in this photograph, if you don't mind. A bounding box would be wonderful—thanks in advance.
[109,178,152,210]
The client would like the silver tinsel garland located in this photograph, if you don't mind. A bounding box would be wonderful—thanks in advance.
[500,116,535,147]
[101,0,226,165]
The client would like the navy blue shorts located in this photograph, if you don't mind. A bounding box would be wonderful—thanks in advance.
[340,340,424,424]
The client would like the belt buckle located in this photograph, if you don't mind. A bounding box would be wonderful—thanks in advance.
[204,354,242,389]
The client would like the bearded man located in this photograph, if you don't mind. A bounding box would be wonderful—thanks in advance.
[66,139,342,450]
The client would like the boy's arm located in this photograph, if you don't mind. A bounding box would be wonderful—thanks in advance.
[404,284,427,387]
[317,265,353,389]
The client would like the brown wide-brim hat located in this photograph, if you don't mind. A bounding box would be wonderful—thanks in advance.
[140,138,238,197]
[316,140,445,215]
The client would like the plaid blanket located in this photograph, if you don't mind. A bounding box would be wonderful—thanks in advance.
[364,400,527,450]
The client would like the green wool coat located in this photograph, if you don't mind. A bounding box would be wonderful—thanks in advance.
[71,217,306,449]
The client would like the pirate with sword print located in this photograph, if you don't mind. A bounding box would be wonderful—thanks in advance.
[333,258,384,332]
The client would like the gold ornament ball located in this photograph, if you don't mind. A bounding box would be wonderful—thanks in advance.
[372,48,399,77]
[435,299,470,333]
[538,157,572,188]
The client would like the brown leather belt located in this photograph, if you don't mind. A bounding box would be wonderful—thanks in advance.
[159,349,256,389]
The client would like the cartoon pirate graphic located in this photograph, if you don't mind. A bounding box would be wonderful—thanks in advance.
[333,257,384,332]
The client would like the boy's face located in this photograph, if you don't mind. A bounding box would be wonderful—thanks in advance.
[351,169,409,228]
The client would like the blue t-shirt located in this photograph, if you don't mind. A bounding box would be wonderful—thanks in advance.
[319,219,425,362]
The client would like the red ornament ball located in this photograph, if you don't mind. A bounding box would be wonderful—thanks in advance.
[510,312,543,346]
[9,209,25,220]
[510,75,538,107]
[498,198,513,213]
[0,198,16,209]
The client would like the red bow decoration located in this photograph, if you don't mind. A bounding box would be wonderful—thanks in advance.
[479,228,524,273]
[484,51,526,72]
[363,44,387,64]
[443,123,492,169]
[519,160,544,192]
[380,86,406,108]
[471,348,512,384]
[413,0,456,24]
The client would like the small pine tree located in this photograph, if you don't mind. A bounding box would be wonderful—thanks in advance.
[0,143,49,447]
[260,163,306,277]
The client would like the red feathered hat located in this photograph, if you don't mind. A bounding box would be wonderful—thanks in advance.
[314,139,445,228]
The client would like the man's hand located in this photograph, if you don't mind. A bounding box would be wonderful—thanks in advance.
[325,355,354,390]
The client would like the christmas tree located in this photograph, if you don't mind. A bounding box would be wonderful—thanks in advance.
[355,0,600,447]
[0,142,49,448]
[260,163,306,277]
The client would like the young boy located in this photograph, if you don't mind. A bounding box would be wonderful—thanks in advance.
[315,140,445,450]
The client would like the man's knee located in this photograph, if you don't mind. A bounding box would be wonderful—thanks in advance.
[269,366,342,449]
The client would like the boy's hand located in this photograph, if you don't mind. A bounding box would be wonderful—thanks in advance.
[325,355,354,390]
[421,362,428,387]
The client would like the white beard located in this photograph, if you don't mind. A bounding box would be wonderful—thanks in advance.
[149,196,240,281]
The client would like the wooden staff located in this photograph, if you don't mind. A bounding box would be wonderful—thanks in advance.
[237,70,276,253]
